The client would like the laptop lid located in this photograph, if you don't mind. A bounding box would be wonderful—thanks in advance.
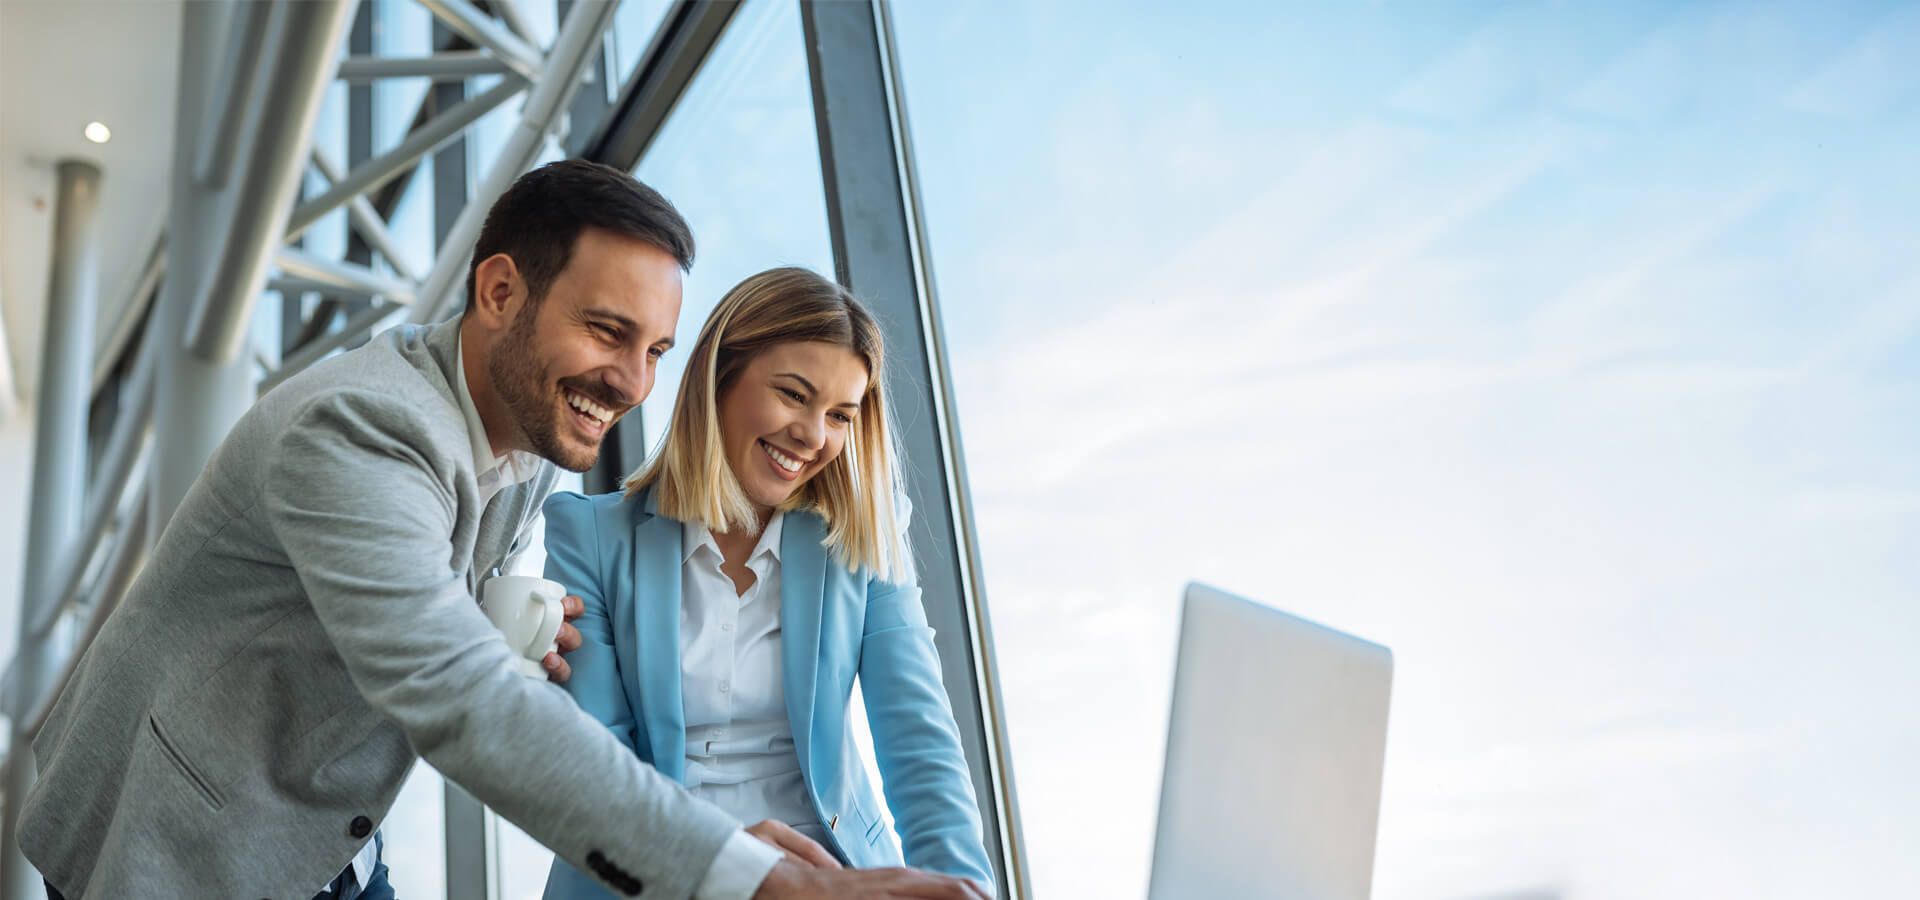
[1149,583,1394,900]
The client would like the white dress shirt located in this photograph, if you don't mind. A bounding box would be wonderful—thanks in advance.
[681,512,819,899]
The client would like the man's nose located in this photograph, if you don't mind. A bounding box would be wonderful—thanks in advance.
[603,360,646,409]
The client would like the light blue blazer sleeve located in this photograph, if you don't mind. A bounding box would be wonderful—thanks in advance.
[860,572,996,888]
[541,492,637,900]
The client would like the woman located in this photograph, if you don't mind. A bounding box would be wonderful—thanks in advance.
[541,267,994,897]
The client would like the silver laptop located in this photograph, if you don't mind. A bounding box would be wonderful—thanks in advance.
[1149,583,1394,900]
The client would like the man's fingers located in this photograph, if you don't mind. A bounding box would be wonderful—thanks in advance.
[555,621,583,653]
[562,594,585,620]
[543,651,571,683]
[886,867,986,899]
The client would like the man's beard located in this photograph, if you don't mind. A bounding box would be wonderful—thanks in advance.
[488,304,599,472]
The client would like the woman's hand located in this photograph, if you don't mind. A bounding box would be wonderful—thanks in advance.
[746,819,842,869]
[542,594,586,683]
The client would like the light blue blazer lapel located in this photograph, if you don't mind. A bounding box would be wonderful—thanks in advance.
[780,511,828,777]
[632,488,688,782]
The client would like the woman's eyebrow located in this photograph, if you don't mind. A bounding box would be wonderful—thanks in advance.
[774,372,817,393]
[775,370,860,404]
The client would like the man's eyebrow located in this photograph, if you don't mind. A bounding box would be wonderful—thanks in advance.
[583,308,671,347]
[581,308,637,331]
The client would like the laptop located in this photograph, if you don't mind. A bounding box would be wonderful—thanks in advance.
[1148,583,1394,900]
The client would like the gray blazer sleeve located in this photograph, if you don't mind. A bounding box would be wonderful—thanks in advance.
[262,389,738,899]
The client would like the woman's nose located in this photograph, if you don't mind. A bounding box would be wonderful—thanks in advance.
[789,414,827,449]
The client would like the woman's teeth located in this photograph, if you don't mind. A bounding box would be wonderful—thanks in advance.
[762,441,804,472]
[565,390,612,425]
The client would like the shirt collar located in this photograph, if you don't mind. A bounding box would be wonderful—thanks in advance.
[682,510,786,567]
[454,335,541,488]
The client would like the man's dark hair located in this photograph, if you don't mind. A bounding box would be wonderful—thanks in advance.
[464,159,694,313]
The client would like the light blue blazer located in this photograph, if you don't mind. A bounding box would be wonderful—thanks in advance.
[541,487,994,898]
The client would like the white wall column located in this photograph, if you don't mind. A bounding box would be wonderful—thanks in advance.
[1,158,103,900]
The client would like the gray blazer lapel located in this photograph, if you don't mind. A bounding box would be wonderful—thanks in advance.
[468,493,512,594]
[466,479,543,594]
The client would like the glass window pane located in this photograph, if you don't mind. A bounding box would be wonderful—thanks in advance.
[374,0,434,148]
[493,0,837,890]
[630,0,835,452]
[302,76,349,263]
[611,0,676,87]
[382,764,447,898]
[892,2,1920,898]
[494,814,550,900]
[374,0,437,278]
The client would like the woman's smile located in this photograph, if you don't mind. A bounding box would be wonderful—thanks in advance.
[760,439,809,480]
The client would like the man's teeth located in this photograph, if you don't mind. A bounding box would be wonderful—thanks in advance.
[565,391,613,425]
[762,441,803,473]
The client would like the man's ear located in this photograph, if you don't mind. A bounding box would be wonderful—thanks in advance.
[470,253,523,328]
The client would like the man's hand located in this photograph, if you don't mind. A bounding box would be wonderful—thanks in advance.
[542,594,585,683]
[753,859,992,900]
[746,819,842,869]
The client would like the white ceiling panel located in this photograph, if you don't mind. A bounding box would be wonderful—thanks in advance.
[1,0,180,412]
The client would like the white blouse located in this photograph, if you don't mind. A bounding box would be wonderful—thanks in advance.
[679,512,819,835]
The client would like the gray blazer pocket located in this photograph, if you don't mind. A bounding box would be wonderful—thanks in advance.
[147,715,225,810]
[153,613,360,799]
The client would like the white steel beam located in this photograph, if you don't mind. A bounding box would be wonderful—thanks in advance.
[413,0,623,323]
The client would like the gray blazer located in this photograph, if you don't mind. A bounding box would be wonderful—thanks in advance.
[21,319,740,899]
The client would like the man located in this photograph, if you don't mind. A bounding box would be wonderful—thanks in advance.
[19,161,989,900]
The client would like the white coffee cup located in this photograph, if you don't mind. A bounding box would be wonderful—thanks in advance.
[480,574,566,678]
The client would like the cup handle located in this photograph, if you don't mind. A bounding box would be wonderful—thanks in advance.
[535,592,565,656]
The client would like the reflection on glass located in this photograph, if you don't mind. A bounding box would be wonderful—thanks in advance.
[891,1,1920,898]
[492,0,838,892]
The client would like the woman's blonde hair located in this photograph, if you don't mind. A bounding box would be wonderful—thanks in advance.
[624,267,910,581]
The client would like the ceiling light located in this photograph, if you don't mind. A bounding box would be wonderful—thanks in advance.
[84,122,111,144]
